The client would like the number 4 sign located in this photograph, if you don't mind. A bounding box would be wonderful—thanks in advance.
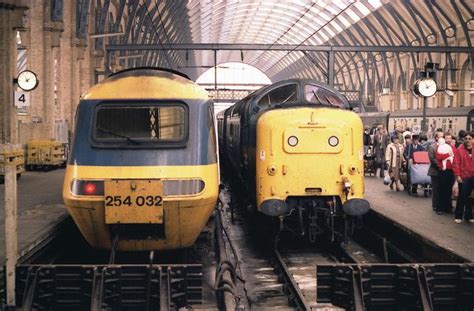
[14,90,30,108]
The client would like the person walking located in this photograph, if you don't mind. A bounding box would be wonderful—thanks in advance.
[435,134,456,214]
[363,126,371,155]
[428,131,443,214]
[374,125,389,178]
[386,136,405,191]
[452,132,474,223]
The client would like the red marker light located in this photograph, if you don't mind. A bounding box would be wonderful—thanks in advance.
[84,182,97,195]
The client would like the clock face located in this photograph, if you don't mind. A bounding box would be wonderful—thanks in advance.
[417,78,437,97]
[17,70,38,91]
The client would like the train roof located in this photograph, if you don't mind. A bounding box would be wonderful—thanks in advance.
[250,78,342,99]
[224,78,349,114]
[389,106,474,117]
[81,67,209,101]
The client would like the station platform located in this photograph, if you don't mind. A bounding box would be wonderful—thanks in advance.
[365,176,474,262]
[0,170,67,265]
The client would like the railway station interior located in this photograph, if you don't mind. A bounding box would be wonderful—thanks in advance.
[0,0,473,310]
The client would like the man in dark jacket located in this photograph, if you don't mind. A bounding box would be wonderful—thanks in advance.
[404,135,424,160]
[456,130,467,148]
[452,132,474,223]
[373,125,390,177]
[363,126,371,155]
[428,130,443,214]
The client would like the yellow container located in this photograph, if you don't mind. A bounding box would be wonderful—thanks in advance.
[0,144,25,177]
[26,140,66,169]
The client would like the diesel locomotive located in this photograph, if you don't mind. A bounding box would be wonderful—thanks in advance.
[219,79,370,242]
[63,68,219,251]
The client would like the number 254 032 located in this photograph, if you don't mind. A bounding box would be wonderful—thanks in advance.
[105,195,163,207]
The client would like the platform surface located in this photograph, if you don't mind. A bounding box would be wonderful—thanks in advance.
[0,170,67,264]
[365,176,474,262]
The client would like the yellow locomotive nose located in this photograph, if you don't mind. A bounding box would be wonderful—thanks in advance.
[256,107,366,216]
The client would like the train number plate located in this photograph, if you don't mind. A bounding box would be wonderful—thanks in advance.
[104,179,164,224]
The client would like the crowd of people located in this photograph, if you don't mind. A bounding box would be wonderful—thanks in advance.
[364,125,474,224]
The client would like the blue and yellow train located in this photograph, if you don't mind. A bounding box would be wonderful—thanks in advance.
[218,79,370,242]
[63,68,219,251]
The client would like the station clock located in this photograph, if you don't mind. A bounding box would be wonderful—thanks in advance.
[15,70,39,91]
[413,78,437,98]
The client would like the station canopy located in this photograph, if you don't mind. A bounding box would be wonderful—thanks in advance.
[99,0,473,83]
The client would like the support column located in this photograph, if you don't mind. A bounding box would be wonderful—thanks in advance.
[23,1,63,142]
[4,164,18,307]
[26,0,46,139]
[0,6,24,144]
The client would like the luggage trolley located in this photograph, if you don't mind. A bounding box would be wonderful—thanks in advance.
[403,151,432,197]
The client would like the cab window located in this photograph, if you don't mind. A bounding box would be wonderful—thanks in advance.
[93,103,188,146]
[258,84,298,107]
[305,84,346,108]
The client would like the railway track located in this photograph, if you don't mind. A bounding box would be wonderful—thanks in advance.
[272,241,311,310]
[1,215,218,310]
[217,185,383,310]
[271,230,384,310]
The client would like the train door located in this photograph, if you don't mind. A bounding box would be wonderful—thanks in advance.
[230,101,244,168]
[224,107,234,164]
[239,100,252,171]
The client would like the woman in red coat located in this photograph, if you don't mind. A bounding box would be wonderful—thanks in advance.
[452,132,474,223]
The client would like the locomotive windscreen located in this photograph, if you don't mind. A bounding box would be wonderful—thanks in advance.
[93,103,188,144]
[304,84,346,108]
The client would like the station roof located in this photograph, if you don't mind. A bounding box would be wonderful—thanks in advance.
[93,0,472,84]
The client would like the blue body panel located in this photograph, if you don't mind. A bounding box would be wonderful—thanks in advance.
[69,99,217,166]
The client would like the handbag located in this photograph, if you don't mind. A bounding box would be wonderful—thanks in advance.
[452,181,459,200]
[383,172,391,185]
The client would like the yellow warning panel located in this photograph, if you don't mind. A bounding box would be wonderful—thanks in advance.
[104,179,164,224]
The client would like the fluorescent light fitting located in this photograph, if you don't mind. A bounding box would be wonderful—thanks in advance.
[116,54,143,59]
[90,32,125,38]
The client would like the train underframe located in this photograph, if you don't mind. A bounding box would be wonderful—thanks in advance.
[277,196,347,244]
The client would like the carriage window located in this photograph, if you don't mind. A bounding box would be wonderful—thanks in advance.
[305,84,346,108]
[94,104,187,145]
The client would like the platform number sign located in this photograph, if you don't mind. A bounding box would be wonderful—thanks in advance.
[14,90,30,108]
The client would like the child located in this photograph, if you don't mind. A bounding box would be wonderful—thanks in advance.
[437,138,454,170]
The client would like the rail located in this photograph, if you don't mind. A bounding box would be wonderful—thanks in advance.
[273,238,311,311]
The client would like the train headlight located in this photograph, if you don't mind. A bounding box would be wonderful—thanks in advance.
[288,136,299,147]
[328,136,339,147]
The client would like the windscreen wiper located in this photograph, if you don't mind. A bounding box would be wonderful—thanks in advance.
[282,91,296,104]
[312,90,324,104]
[96,127,140,145]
